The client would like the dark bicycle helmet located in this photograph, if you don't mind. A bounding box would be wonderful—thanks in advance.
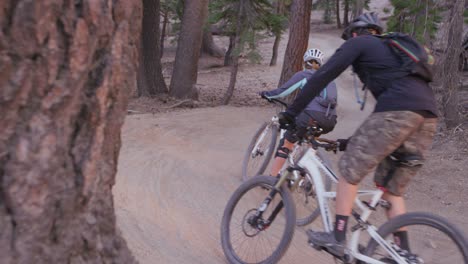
[341,12,383,40]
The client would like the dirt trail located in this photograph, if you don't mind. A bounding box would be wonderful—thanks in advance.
[113,29,376,262]
[113,28,467,263]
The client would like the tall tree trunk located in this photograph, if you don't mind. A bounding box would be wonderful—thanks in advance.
[439,0,464,128]
[222,0,245,105]
[278,0,312,86]
[336,0,342,28]
[352,0,364,19]
[169,0,209,99]
[224,35,235,66]
[138,0,167,96]
[270,34,282,66]
[270,0,285,66]
[160,8,169,58]
[0,1,141,263]
[201,29,225,57]
[344,0,350,26]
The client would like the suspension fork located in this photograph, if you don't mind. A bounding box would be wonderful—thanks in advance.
[255,170,291,224]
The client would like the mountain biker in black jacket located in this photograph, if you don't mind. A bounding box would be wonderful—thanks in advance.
[278,12,438,259]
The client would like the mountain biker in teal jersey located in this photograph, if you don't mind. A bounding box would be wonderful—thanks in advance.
[259,48,338,178]
[278,13,438,260]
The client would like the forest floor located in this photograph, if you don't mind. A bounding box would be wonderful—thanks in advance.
[115,19,468,264]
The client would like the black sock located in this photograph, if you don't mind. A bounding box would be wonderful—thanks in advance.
[393,231,410,251]
[334,215,349,242]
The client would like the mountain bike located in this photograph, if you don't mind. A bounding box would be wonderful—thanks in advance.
[241,98,333,226]
[221,125,468,264]
[241,98,285,182]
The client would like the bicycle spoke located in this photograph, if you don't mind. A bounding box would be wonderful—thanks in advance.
[226,183,290,263]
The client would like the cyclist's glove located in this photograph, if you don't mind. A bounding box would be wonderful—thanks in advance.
[278,111,295,130]
[337,138,350,151]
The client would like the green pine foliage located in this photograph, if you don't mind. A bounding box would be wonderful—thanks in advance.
[209,0,287,63]
[387,0,442,44]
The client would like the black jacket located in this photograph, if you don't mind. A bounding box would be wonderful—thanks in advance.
[286,35,438,117]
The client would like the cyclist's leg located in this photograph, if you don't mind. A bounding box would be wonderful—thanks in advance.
[375,117,437,250]
[269,112,310,176]
[337,111,426,216]
[309,111,426,252]
[270,137,294,176]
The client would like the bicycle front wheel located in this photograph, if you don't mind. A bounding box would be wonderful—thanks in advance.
[221,176,296,264]
[241,122,278,181]
[364,212,468,264]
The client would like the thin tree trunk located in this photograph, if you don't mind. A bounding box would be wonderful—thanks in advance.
[224,35,235,66]
[270,34,282,66]
[344,0,350,26]
[160,9,169,58]
[270,0,285,66]
[336,0,342,28]
[0,1,141,263]
[279,0,312,86]
[352,0,364,19]
[138,0,167,96]
[222,0,245,105]
[169,0,209,99]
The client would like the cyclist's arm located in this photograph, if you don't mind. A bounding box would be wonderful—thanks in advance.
[263,72,307,99]
[286,38,364,116]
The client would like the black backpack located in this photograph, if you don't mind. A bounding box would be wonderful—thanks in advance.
[376,32,435,82]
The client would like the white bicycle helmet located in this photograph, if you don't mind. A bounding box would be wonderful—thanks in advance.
[303,48,324,66]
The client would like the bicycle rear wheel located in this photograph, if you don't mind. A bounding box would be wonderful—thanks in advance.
[364,212,468,264]
[242,122,278,181]
[221,176,296,264]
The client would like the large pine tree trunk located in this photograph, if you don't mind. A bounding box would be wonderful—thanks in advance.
[169,0,209,99]
[439,0,464,128]
[0,1,141,263]
[138,0,167,96]
[278,0,312,86]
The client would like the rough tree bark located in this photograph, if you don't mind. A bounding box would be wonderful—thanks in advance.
[138,0,167,97]
[0,1,141,263]
[169,0,209,99]
[438,0,464,128]
[278,0,312,86]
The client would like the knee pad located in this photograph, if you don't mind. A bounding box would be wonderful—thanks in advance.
[391,153,424,167]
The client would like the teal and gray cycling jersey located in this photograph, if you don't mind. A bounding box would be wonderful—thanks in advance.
[264,69,338,116]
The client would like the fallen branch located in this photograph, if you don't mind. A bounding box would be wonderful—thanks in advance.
[163,99,192,109]
[127,109,142,114]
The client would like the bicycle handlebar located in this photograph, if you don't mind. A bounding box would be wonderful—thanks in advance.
[261,95,289,108]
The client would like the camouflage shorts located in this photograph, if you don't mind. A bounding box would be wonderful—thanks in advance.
[338,111,437,196]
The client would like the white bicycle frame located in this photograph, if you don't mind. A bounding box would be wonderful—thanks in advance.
[289,147,410,264]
